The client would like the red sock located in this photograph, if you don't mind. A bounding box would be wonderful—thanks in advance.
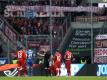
[18,68,20,76]
[56,70,58,76]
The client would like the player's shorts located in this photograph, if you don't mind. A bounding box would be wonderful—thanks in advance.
[26,60,33,67]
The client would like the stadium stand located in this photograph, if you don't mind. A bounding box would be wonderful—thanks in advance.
[0,0,107,64]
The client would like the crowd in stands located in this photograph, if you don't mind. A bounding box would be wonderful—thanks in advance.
[7,17,65,36]
[0,0,94,62]
[7,18,50,35]
[0,0,82,7]
[6,17,65,53]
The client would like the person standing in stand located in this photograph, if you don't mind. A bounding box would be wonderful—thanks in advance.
[64,50,73,76]
[16,47,27,76]
[53,50,62,76]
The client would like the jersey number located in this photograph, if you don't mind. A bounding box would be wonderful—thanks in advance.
[67,53,71,59]
[28,54,32,58]
[18,51,22,58]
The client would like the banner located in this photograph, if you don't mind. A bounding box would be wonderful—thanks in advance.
[0,64,39,77]
[96,34,107,40]
[4,5,65,18]
[68,29,91,56]
[0,64,106,76]
[27,35,50,49]
[97,64,107,76]
[4,5,103,17]
[5,5,103,12]
[86,0,107,3]
[0,58,8,65]
[76,16,107,22]
[94,48,107,56]
[27,41,40,48]
[94,34,107,63]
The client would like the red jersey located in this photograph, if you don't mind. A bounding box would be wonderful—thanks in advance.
[54,51,62,62]
[16,50,26,61]
[64,50,72,61]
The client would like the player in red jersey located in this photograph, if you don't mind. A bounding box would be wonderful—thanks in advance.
[64,50,73,76]
[53,50,62,76]
[16,47,27,76]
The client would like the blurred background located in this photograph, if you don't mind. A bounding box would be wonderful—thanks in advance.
[0,0,107,64]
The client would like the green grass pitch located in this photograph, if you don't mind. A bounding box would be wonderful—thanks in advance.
[0,76,107,80]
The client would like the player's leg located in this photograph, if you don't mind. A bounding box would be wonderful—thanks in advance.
[65,61,71,76]
[57,63,61,76]
[49,61,54,76]
[54,62,60,76]
[17,61,21,76]
[67,61,71,76]
[27,65,30,76]
[49,65,53,76]
[53,63,58,76]
[24,65,27,76]
[28,61,33,76]
[22,61,27,76]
